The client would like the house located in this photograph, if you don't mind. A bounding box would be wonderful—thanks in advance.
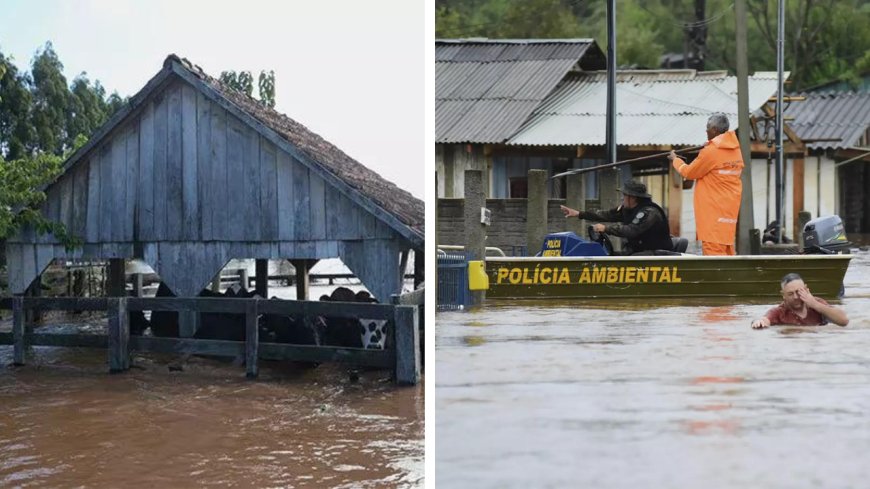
[756,91,870,236]
[6,55,424,303]
[436,39,787,244]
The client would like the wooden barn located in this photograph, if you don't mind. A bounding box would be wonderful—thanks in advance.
[5,54,424,304]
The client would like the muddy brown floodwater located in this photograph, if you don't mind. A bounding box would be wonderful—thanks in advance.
[0,343,422,487]
[436,249,870,488]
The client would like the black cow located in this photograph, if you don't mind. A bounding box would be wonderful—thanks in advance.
[149,282,180,337]
[318,287,388,350]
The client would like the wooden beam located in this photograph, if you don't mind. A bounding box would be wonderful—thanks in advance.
[255,259,268,297]
[107,258,126,297]
[413,250,423,289]
[291,260,311,301]
[108,297,130,373]
[12,297,25,365]
[245,299,259,378]
[394,305,420,385]
[793,157,805,239]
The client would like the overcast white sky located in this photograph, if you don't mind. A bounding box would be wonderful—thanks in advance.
[0,0,425,198]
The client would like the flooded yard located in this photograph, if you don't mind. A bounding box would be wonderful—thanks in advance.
[436,250,870,488]
[0,280,423,488]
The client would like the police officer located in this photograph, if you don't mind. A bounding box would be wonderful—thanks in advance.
[560,180,673,255]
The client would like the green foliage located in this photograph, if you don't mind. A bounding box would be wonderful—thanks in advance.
[30,42,70,156]
[221,69,277,107]
[435,0,870,90]
[0,148,80,249]
[258,70,275,108]
[0,42,123,249]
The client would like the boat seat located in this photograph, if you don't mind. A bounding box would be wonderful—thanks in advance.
[671,237,689,253]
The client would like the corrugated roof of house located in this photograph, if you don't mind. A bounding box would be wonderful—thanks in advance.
[780,91,870,150]
[435,39,606,144]
[508,70,783,146]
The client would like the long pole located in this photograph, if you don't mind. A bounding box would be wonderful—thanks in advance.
[775,0,785,243]
[735,0,754,253]
[606,0,617,170]
[551,145,703,179]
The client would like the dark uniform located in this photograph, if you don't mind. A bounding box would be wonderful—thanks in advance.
[579,201,672,254]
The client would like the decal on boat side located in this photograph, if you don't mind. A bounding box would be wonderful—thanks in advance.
[494,266,683,285]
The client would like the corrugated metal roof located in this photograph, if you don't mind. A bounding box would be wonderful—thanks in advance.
[508,70,782,146]
[783,92,870,150]
[435,39,605,144]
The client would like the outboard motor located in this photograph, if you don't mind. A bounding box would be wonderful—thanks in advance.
[538,232,608,257]
[803,215,851,254]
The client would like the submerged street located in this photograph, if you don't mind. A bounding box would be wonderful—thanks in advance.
[436,249,870,488]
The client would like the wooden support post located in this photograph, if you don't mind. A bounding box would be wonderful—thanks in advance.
[238,268,250,291]
[398,250,409,288]
[245,299,259,379]
[793,158,806,240]
[292,260,311,301]
[210,273,221,292]
[749,229,761,255]
[566,173,586,236]
[413,250,423,289]
[394,305,420,385]
[108,297,130,373]
[255,259,268,298]
[526,169,548,255]
[107,259,126,297]
[12,296,25,366]
[132,274,144,297]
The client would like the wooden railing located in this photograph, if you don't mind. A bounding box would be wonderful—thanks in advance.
[0,296,420,385]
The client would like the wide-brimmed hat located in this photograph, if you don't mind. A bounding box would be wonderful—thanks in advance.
[618,180,652,198]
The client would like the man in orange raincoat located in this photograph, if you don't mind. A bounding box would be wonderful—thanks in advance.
[668,113,744,256]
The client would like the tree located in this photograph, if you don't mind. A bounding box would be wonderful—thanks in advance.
[220,69,277,107]
[30,42,70,156]
[258,70,275,108]
[435,0,870,90]
[0,135,85,248]
[0,50,35,161]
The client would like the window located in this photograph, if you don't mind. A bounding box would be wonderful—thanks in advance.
[509,177,528,198]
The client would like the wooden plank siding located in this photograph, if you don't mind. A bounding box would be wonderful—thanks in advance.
[259,139,279,240]
[182,93,199,243]
[166,84,184,240]
[6,77,412,301]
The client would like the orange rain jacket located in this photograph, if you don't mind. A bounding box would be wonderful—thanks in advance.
[672,130,744,246]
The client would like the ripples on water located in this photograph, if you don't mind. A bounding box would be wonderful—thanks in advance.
[0,347,422,487]
[436,250,870,489]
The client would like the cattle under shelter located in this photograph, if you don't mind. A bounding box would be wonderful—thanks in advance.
[6,54,424,302]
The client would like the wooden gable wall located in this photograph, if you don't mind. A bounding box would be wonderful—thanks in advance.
[7,76,409,300]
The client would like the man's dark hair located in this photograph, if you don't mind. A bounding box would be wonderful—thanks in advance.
[781,273,803,289]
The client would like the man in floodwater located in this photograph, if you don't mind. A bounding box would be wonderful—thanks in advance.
[560,180,673,255]
[667,113,743,256]
[751,273,849,329]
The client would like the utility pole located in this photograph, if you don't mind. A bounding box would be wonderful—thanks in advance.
[602,0,623,212]
[606,0,617,170]
[735,0,754,253]
[775,0,785,243]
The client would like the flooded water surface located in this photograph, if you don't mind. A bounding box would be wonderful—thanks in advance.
[436,251,870,488]
[0,282,423,488]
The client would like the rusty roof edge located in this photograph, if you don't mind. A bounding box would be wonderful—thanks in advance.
[167,59,423,249]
